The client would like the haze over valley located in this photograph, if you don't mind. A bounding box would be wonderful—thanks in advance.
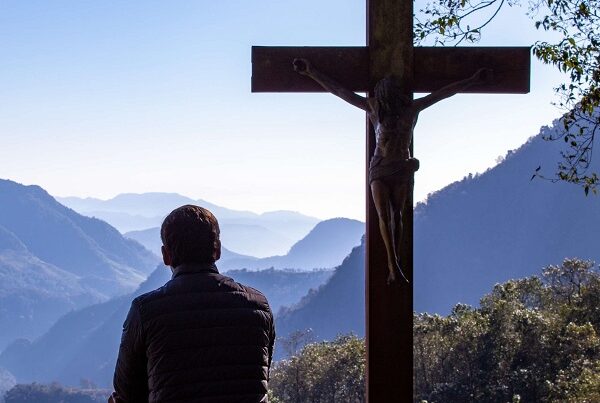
[58,193,321,258]
[1,114,600,396]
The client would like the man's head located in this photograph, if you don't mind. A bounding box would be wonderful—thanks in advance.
[160,205,221,268]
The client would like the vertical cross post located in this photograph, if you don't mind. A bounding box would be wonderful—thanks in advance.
[366,1,414,401]
[250,0,529,399]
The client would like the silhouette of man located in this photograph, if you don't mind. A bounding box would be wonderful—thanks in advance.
[110,205,275,403]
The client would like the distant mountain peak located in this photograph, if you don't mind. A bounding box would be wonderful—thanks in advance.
[414,118,600,313]
[220,217,364,271]
[287,218,364,257]
[0,179,159,349]
[58,192,323,256]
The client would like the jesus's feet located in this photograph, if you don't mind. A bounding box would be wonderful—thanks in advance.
[387,269,396,285]
[387,261,409,285]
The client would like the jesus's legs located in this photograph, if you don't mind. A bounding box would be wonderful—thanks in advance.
[391,180,410,283]
[371,180,406,284]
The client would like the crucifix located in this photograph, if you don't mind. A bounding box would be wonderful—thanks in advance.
[251,0,530,401]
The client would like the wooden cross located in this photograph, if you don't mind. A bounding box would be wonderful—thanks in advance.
[251,0,530,401]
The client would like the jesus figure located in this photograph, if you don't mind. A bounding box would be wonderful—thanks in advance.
[294,58,490,284]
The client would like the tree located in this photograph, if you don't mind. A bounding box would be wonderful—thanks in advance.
[414,258,600,402]
[4,383,109,403]
[269,334,366,403]
[270,259,600,402]
[278,329,315,358]
[415,0,600,194]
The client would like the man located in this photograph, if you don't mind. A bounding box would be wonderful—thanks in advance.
[111,205,275,402]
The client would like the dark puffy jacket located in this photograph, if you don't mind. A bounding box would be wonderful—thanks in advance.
[113,263,275,403]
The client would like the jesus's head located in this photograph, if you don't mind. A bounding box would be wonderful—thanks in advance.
[374,76,410,118]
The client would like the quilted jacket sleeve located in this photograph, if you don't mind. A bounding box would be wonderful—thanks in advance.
[268,311,276,372]
[113,301,149,403]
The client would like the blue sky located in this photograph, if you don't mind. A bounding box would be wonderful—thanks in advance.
[0,0,565,220]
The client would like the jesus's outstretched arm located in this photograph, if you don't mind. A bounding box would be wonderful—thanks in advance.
[413,68,492,112]
[293,58,371,112]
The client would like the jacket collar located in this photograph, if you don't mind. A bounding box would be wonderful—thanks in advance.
[171,262,219,279]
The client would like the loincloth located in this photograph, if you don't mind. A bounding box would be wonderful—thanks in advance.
[369,156,420,184]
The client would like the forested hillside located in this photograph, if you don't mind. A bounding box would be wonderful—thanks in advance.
[274,117,600,348]
[0,179,157,349]
[275,238,365,353]
[413,258,600,402]
[269,259,600,403]
[5,258,599,402]
[0,265,332,387]
[0,180,157,293]
[414,120,600,313]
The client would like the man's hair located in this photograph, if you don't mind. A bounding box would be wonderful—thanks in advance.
[160,205,220,267]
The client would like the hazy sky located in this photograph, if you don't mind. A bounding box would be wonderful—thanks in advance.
[1,0,566,220]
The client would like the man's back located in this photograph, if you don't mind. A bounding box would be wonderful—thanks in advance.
[113,263,275,403]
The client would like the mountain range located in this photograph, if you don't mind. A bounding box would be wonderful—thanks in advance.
[0,264,333,387]
[58,193,320,257]
[0,178,359,363]
[273,115,600,347]
[414,120,600,313]
[122,227,252,263]
[128,218,365,271]
[275,238,365,358]
[3,112,600,388]
[0,179,158,349]
[0,213,362,386]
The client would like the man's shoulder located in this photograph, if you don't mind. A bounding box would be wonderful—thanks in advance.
[216,273,272,313]
[131,272,271,313]
[130,284,168,307]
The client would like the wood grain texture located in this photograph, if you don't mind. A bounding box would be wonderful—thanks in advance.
[252,46,530,94]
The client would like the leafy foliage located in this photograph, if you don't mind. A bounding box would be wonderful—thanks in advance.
[0,368,16,402]
[415,258,600,402]
[4,383,109,403]
[415,0,600,194]
[269,334,366,403]
[270,259,600,402]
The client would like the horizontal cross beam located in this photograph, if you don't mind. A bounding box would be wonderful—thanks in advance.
[252,46,530,94]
